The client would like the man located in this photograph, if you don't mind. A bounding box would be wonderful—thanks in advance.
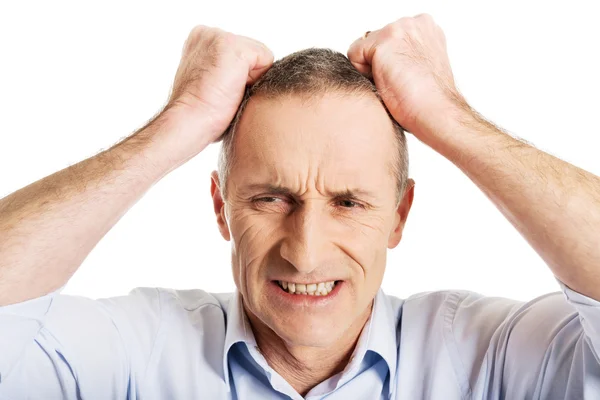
[0,14,599,399]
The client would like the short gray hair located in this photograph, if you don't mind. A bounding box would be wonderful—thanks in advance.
[217,48,409,203]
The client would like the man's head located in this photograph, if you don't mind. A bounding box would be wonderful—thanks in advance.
[210,48,414,350]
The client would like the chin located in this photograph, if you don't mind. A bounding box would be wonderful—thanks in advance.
[269,315,344,348]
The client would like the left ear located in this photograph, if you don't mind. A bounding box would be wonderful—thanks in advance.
[388,179,415,249]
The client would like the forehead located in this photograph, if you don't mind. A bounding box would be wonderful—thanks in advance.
[230,93,398,193]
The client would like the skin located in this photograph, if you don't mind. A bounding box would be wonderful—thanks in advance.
[210,94,414,394]
[0,26,274,305]
[347,14,600,302]
[1,14,599,399]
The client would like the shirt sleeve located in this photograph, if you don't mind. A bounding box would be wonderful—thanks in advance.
[0,286,162,400]
[556,278,600,364]
[449,278,600,399]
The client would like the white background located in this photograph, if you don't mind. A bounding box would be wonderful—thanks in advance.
[1,1,598,301]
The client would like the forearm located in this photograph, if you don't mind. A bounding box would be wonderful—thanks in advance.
[0,110,205,305]
[424,106,600,300]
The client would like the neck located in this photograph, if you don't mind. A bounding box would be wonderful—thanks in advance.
[244,302,373,397]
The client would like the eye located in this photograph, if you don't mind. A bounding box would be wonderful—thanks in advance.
[254,197,282,203]
[252,196,292,213]
[337,199,364,209]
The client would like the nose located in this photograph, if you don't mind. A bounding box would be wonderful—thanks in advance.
[279,201,329,274]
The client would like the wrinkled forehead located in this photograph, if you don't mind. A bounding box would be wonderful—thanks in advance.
[229,93,399,194]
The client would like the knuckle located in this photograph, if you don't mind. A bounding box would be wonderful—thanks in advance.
[190,25,228,45]
[205,32,232,57]
[383,21,406,40]
[191,24,207,34]
[185,25,217,52]
[397,16,414,26]
[189,24,212,41]
[219,31,236,45]
[399,16,422,35]
[415,13,434,22]
[233,44,259,66]
[211,32,239,57]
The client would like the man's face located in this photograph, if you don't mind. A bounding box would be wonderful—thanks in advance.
[211,92,414,348]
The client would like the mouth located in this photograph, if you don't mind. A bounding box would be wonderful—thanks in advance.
[274,280,341,296]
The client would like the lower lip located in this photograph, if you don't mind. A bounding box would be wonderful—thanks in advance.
[267,280,344,306]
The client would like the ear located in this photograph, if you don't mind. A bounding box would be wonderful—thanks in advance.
[211,171,231,241]
[388,179,415,249]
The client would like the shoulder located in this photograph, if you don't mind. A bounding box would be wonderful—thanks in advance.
[95,287,234,375]
[384,289,488,322]
[396,288,536,322]
[381,288,566,328]
[394,288,573,350]
[94,287,235,327]
[93,286,233,311]
[391,288,579,397]
[154,287,233,312]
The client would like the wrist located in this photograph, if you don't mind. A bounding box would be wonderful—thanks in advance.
[137,104,218,174]
[412,92,468,141]
[413,95,476,151]
[416,98,511,168]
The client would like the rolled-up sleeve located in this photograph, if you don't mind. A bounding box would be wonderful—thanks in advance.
[0,286,162,400]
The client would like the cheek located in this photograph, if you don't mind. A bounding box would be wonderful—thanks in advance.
[339,231,388,307]
[228,212,281,290]
[337,215,390,267]
[230,214,279,260]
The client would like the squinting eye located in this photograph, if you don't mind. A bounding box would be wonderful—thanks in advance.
[254,197,283,203]
[252,197,291,212]
[338,200,362,208]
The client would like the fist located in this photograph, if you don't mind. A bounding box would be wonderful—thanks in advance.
[166,26,273,147]
[347,14,465,142]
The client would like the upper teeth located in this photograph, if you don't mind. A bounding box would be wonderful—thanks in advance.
[278,280,337,295]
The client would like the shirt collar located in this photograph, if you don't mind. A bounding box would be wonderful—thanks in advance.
[222,289,398,391]
[222,290,256,386]
[357,288,399,394]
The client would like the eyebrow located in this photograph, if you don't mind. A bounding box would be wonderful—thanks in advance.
[241,183,378,200]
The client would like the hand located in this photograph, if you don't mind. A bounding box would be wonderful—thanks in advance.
[347,14,466,143]
[164,26,273,150]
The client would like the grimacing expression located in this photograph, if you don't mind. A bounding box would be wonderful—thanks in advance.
[211,92,414,347]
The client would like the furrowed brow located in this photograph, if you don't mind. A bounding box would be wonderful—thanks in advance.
[241,183,376,200]
[327,189,377,200]
[242,184,294,196]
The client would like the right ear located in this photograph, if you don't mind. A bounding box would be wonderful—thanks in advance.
[210,171,231,241]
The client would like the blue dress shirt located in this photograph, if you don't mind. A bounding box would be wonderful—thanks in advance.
[1,278,599,399]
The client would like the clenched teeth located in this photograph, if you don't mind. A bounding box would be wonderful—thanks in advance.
[278,280,337,295]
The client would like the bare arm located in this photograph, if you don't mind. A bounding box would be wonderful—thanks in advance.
[0,26,273,306]
[428,109,600,300]
[348,15,600,300]
[0,112,193,305]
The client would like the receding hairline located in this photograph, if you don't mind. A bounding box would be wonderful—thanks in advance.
[217,48,409,204]
[221,90,405,196]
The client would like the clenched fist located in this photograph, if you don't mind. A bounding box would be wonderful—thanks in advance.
[347,14,466,144]
[163,26,273,155]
